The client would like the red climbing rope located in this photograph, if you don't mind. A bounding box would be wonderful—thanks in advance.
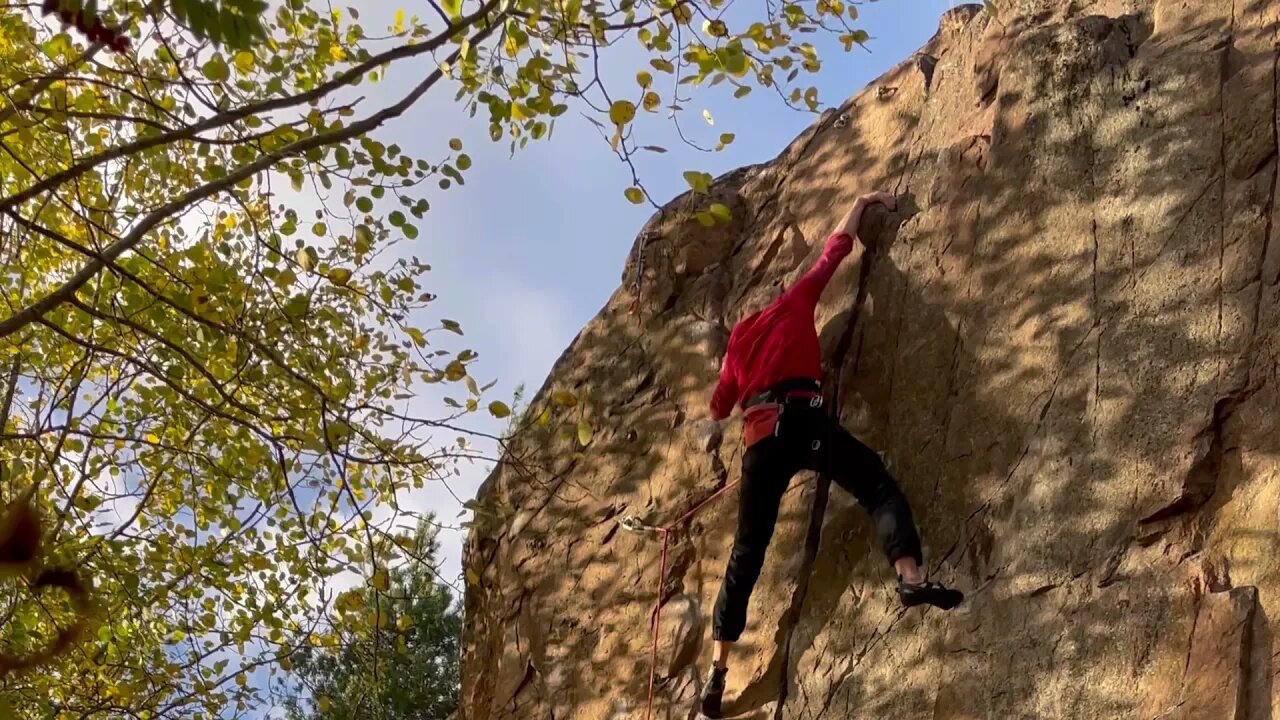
[621,477,742,720]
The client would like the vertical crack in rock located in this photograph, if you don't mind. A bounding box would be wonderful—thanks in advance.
[1217,0,1235,387]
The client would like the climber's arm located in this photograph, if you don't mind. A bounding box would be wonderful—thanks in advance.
[783,192,897,308]
[709,350,739,420]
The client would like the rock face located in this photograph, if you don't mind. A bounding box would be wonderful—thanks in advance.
[460,1,1280,718]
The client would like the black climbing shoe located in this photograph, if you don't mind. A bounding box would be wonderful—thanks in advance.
[897,577,964,610]
[698,665,728,719]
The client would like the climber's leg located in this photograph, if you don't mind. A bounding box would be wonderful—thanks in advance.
[703,435,795,719]
[711,435,795,644]
[807,416,923,568]
[807,415,963,610]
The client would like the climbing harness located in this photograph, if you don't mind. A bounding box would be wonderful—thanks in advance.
[618,477,742,720]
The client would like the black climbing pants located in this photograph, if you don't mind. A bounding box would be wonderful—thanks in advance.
[712,397,924,642]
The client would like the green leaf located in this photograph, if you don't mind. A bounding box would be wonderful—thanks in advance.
[695,211,716,227]
[442,0,462,19]
[624,187,645,204]
[636,71,653,88]
[708,203,732,223]
[456,154,472,171]
[441,319,463,335]
[389,211,406,227]
[354,225,374,250]
[719,133,736,146]
[489,401,512,418]
[609,100,636,126]
[734,86,752,98]
[329,268,353,286]
[682,171,712,193]
[449,138,463,151]
[202,56,230,82]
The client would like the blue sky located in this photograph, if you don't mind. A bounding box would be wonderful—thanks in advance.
[346,0,959,587]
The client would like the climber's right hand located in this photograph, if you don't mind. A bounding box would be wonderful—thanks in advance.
[838,191,897,238]
[856,191,897,211]
[693,418,724,453]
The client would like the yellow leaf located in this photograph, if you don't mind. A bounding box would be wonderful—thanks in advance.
[144,433,160,444]
[397,615,414,631]
[624,187,645,204]
[234,51,254,73]
[608,100,636,126]
[511,103,530,121]
[577,419,593,446]
[552,390,578,407]
[318,696,333,712]
[465,568,481,586]
[642,92,660,112]
[445,361,467,381]
[235,673,247,687]
[372,569,390,592]
[489,401,512,418]
[329,44,347,62]
[636,71,653,88]
[296,247,317,272]
[394,8,405,32]
[709,203,732,223]
[329,268,352,286]
[672,3,692,24]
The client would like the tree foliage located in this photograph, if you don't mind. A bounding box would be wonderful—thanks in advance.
[0,0,873,715]
[279,518,460,720]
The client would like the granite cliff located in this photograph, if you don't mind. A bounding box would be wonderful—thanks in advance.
[461,1,1280,717]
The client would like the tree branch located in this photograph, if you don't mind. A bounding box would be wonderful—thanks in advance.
[0,1,500,215]
[0,4,503,340]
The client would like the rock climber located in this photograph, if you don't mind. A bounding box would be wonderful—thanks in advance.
[697,191,965,719]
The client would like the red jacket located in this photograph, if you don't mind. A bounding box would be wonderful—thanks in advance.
[710,232,854,419]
